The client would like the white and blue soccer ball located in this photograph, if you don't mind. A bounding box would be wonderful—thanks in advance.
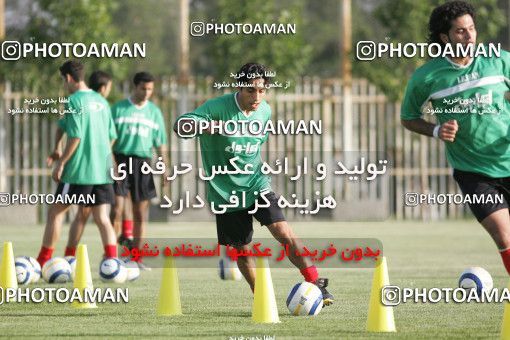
[42,257,72,283]
[64,256,77,280]
[286,281,324,316]
[24,256,41,283]
[123,260,140,282]
[459,267,493,296]
[15,257,34,285]
[218,257,242,281]
[99,258,127,283]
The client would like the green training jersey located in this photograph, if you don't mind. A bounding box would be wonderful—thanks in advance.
[177,93,272,212]
[401,50,510,178]
[111,99,167,158]
[57,89,117,184]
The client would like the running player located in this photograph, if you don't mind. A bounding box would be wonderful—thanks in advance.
[173,62,334,305]
[37,61,118,267]
[400,1,510,275]
[110,72,169,268]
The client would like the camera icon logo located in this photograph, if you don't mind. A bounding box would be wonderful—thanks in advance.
[1,41,21,61]
[0,193,11,206]
[356,41,376,61]
[404,192,419,207]
[190,22,206,37]
[177,118,198,138]
[381,285,401,306]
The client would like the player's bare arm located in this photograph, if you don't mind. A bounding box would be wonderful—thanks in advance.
[52,137,80,182]
[156,144,170,186]
[401,118,458,142]
[110,139,119,179]
[46,127,64,166]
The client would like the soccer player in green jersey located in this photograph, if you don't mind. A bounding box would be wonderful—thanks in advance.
[401,1,510,275]
[37,61,118,267]
[57,70,130,258]
[110,72,169,267]
[174,63,334,305]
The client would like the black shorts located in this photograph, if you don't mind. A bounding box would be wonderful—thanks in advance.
[113,153,156,202]
[215,191,286,247]
[453,169,510,222]
[55,183,114,207]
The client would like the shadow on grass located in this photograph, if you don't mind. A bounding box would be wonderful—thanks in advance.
[1,313,97,317]
[201,310,252,318]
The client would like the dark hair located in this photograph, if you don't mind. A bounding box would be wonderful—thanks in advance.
[133,72,155,86]
[88,70,111,92]
[59,60,84,82]
[237,63,269,87]
[428,1,476,47]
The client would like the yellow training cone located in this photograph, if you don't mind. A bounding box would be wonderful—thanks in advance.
[366,256,396,332]
[252,257,279,323]
[0,242,18,299]
[72,244,96,309]
[501,279,510,339]
[157,256,182,316]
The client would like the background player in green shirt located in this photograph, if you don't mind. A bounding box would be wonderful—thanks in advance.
[50,70,129,258]
[110,72,169,266]
[60,71,135,254]
[401,1,510,276]
[174,63,334,305]
[37,61,119,267]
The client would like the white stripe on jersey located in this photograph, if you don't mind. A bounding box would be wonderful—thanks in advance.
[114,116,160,130]
[429,75,509,100]
[420,75,509,112]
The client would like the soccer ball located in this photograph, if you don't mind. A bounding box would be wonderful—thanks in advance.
[123,260,140,282]
[64,256,77,280]
[218,257,242,281]
[99,258,127,283]
[42,257,72,283]
[459,267,493,296]
[286,281,324,316]
[15,257,34,285]
[24,256,41,283]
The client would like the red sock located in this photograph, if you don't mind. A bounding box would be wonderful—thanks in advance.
[64,247,76,257]
[104,244,117,258]
[122,220,134,239]
[300,265,319,283]
[37,246,54,267]
[500,248,510,276]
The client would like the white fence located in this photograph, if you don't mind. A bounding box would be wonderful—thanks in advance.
[0,77,467,222]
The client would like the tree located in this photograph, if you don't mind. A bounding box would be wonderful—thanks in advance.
[111,0,179,77]
[2,0,128,95]
[209,0,312,86]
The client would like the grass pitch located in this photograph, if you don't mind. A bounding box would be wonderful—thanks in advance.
[0,219,508,339]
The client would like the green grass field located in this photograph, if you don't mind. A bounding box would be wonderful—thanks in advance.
[0,220,508,339]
